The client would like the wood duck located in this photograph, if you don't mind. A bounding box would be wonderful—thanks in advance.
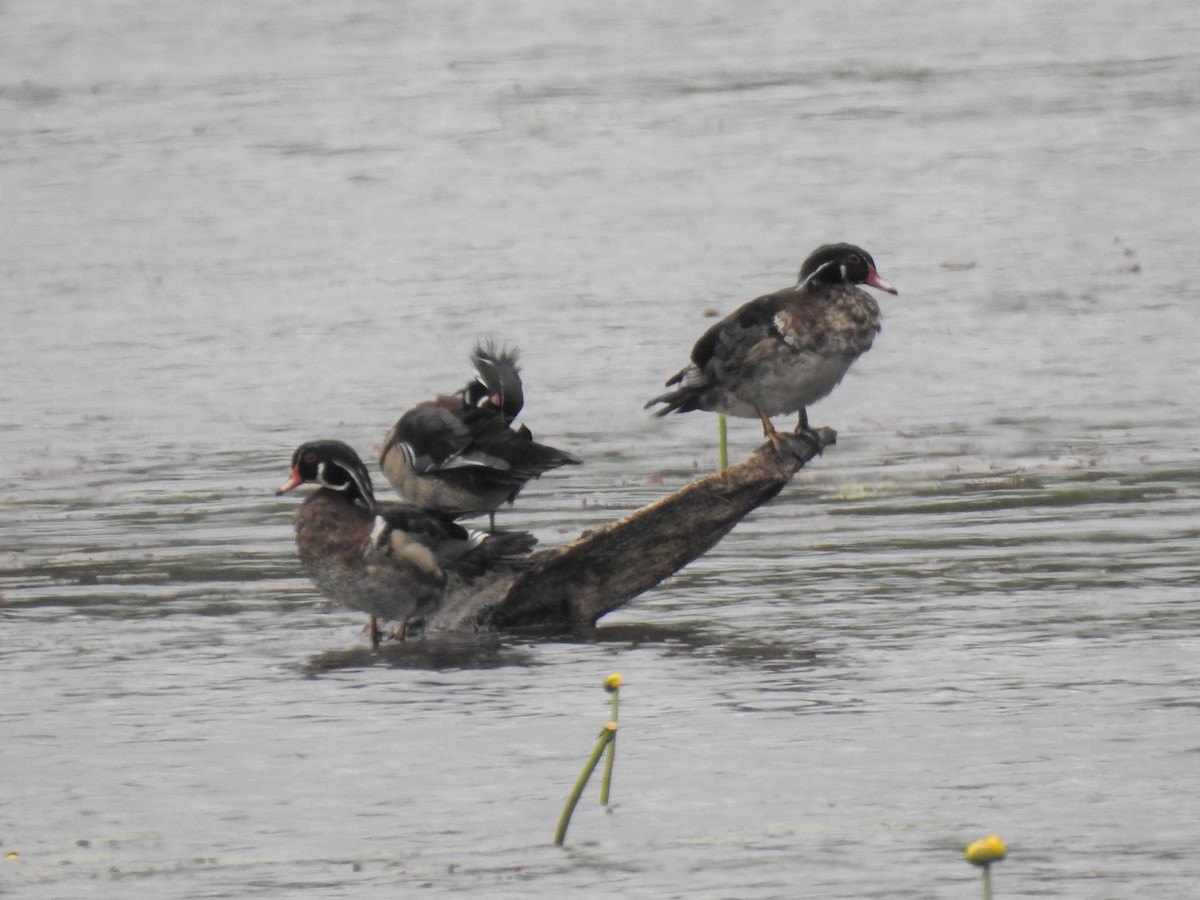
[278,439,537,647]
[645,243,897,448]
[379,341,581,526]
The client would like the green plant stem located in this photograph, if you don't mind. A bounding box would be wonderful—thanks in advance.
[554,727,616,846]
[599,688,619,805]
[981,863,993,900]
[717,415,728,471]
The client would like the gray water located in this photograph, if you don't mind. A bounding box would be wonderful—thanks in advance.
[3,1,1200,897]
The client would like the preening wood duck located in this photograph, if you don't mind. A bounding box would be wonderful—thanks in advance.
[379,341,581,526]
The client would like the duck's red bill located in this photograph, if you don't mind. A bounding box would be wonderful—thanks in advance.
[277,468,304,495]
[867,268,898,295]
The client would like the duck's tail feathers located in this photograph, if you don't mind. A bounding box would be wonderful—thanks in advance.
[511,428,583,473]
[645,364,708,416]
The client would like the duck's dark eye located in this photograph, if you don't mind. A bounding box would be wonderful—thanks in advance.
[848,254,861,265]
[304,452,318,464]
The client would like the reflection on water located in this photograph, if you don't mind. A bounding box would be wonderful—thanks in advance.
[301,635,544,675]
[4,0,1200,897]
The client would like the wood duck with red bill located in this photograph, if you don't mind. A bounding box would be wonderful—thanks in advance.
[379,341,581,527]
[645,243,897,450]
[278,439,537,647]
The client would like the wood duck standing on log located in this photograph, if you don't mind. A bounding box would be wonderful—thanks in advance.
[646,243,897,451]
[379,342,581,529]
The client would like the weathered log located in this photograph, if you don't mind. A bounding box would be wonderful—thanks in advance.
[422,427,836,635]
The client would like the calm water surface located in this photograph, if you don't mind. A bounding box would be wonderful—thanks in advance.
[3,1,1199,897]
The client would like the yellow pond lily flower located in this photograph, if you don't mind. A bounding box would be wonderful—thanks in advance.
[964,834,1008,866]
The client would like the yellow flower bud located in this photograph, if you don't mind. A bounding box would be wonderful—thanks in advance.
[603,673,622,692]
[964,834,1007,866]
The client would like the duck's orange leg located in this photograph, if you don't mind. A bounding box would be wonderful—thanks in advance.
[757,409,787,455]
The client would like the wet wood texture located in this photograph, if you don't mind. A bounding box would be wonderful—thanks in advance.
[424,427,836,634]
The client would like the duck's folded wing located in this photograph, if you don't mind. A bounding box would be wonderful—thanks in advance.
[442,431,576,486]
[373,502,469,543]
[689,290,794,370]
[386,404,473,472]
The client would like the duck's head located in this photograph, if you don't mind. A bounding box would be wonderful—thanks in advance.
[465,340,525,422]
[798,243,897,295]
[278,439,376,507]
